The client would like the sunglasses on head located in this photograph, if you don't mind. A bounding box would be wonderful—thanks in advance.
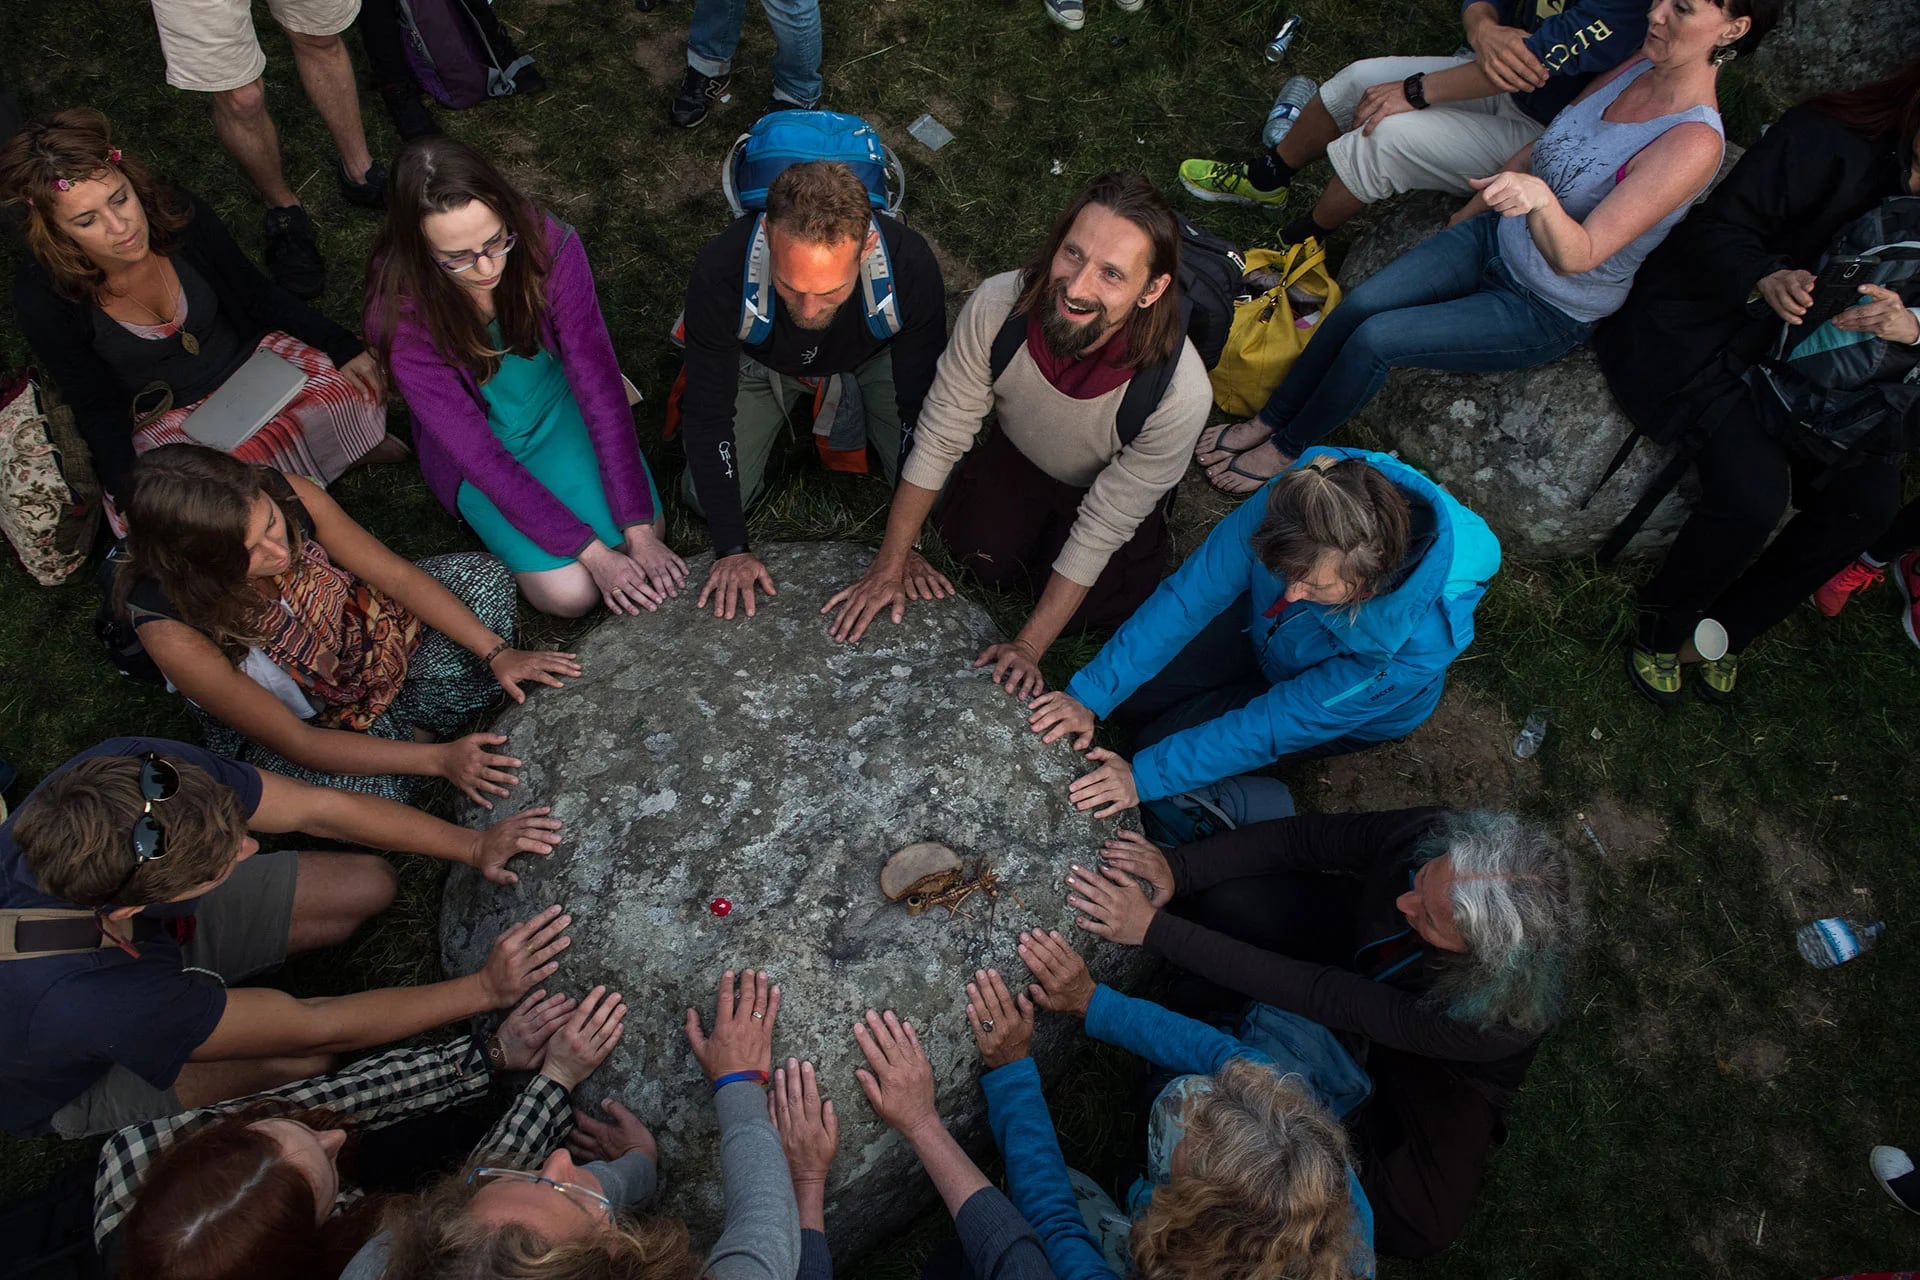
[101,753,179,905]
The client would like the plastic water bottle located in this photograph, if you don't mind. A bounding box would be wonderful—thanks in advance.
[1511,709,1549,759]
[1263,76,1319,149]
[1263,15,1303,64]
[1795,917,1885,968]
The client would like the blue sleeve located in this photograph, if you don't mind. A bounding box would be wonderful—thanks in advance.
[954,1187,1059,1280]
[980,1059,1117,1280]
[1129,639,1446,802]
[798,1229,834,1280]
[1066,492,1268,717]
[1521,0,1646,78]
[1083,986,1271,1077]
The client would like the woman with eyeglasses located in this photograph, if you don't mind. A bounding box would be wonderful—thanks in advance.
[107,985,627,1280]
[366,137,685,618]
[114,444,581,807]
[353,970,800,1280]
[0,108,397,531]
[1027,448,1500,818]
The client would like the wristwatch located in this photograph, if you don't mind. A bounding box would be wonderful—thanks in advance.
[1404,72,1431,110]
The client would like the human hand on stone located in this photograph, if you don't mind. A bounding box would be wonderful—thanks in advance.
[1831,283,1920,344]
[966,968,1035,1070]
[496,988,577,1070]
[622,524,688,602]
[439,732,522,810]
[973,640,1045,701]
[698,553,778,620]
[1019,929,1096,1018]
[1067,863,1157,947]
[469,806,564,884]
[1028,691,1096,750]
[478,905,572,1007]
[822,551,953,644]
[852,1009,941,1140]
[685,968,780,1083]
[539,984,627,1090]
[1068,748,1138,819]
[489,647,581,704]
[1098,830,1174,908]
[770,1057,838,1228]
[1756,268,1817,324]
[568,1099,657,1165]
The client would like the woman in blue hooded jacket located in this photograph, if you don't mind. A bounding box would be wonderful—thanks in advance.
[1028,448,1500,812]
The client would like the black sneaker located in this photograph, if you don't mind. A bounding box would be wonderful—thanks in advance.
[669,67,730,129]
[338,161,388,211]
[378,84,441,141]
[764,95,819,115]
[264,205,325,300]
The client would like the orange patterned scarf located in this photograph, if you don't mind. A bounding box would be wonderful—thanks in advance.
[250,540,423,730]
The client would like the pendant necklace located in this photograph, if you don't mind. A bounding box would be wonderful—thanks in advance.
[121,266,199,355]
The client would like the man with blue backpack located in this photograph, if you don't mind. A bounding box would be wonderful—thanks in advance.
[678,128,946,620]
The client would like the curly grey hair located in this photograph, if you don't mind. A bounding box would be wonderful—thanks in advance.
[1416,811,1582,1036]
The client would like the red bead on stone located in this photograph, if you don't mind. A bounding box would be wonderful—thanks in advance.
[709,897,732,917]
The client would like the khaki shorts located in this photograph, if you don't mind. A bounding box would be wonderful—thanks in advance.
[150,0,363,93]
[46,849,299,1139]
[1321,53,1545,204]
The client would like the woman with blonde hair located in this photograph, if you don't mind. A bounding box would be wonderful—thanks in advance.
[971,932,1374,1280]
[1,108,393,529]
[1028,448,1498,819]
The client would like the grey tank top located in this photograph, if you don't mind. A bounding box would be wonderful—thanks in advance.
[1499,58,1724,323]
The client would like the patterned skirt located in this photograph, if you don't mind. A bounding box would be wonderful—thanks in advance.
[110,330,388,535]
[197,553,519,806]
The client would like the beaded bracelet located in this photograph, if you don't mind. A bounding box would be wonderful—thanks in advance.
[481,640,510,665]
[711,1070,770,1093]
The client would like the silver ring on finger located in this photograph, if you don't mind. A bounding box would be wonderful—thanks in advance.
[751,1010,765,1020]
[981,1019,995,1033]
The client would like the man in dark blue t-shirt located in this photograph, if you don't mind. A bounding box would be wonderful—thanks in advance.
[0,737,574,1138]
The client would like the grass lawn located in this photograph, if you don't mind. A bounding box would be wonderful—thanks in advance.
[1,1,1916,1276]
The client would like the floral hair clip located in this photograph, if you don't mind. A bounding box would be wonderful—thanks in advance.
[54,177,72,192]
[108,148,122,163]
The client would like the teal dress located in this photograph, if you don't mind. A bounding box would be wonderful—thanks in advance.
[456,324,660,572]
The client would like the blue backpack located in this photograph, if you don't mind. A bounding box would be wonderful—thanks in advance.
[1141,774,1297,847]
[718,111,908,346]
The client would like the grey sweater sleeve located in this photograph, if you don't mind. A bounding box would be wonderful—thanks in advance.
[702,1080,803,1280]
[955,1187,1060,1280]
[583,1150,660,1212]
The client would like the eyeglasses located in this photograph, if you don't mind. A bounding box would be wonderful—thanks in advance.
[436,231,518,274]
[468,1167,616,1223]
[103,753,179,904]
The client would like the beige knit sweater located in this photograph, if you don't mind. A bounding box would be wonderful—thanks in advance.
[901,271,1210,588]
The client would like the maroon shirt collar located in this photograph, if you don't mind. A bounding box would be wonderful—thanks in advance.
[1023,311,1136,400]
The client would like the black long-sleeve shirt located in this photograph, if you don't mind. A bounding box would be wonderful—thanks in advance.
[677,212,946,553]
[797,1186,1056,1280]
[1144,808,1540,1107]
[11,188,362,504]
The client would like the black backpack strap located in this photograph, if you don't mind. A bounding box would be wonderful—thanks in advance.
[1594,383,1748,565]
[1114,295,1196,448]
[988,308,1027,386]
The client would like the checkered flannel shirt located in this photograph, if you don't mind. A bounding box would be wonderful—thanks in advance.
[92,1034,573,1246]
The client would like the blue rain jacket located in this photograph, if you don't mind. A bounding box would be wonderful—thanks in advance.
[1066,447,1501,802]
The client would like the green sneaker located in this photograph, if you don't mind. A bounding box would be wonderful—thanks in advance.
[1178,158,1288,207]
[1625,645,1683,707]
[1695,653,1739,703]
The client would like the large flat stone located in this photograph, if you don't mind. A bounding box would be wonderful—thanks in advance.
[440,541,1147,1262]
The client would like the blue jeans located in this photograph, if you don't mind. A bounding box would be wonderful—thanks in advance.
[1261,214,1593,456]
[685,0,822,105]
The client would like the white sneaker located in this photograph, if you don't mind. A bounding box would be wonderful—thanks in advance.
[1872,1145,1920,1214]
[1115,0,1146,10]
[1044,0,1085,29]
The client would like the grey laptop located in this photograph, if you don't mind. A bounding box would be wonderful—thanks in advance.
[182,348,307,451]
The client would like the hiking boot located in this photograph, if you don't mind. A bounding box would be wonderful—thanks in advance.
[1044,0,1086,30]
[1873,1145,1920,1214]
[378,84,441,141]
[1178,158,1288,207]
[669,67,730,129]
[1624,645,1682,707]
[1897,550,1920,649]
[1695,653,1739,703]
[338,160,388,210]
[1811,556,1884,616]
[263,204,325,300]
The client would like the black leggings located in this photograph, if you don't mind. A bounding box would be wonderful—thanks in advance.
[1866,496,1920,563]
[1639,388,1903,652]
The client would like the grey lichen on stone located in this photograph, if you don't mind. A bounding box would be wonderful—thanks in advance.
[440,541,1150,1262]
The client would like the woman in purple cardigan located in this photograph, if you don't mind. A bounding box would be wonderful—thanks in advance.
[367,139,684,617]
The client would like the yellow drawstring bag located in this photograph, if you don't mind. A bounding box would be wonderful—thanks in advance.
[1208,239,1342,418]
